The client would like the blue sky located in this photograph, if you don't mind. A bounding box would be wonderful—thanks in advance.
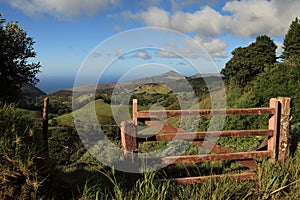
[1,0,299,92]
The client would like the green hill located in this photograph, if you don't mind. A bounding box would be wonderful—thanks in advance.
[56,99,113,127]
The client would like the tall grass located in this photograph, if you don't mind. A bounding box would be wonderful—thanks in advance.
[80,148,300,200]
[0,104,50,199]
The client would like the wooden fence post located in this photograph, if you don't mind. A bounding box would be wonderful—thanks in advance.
[42,97,49,158]
[277,97,291,163]
[121,121,138,153]
[268,98,279,163]
[121,121,140,186]
[132,99,138,125]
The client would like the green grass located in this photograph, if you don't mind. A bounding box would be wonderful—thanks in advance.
[17,108,37,119]
[56,99,115,126]
[0,104,51,199]
[135,84,171,95]
[79,148,300,200]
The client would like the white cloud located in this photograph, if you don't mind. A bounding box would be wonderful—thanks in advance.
[156,49,180,58]
[170,6,230,37]
[123,0,300,59]
[129,1,300,38]
[182,36,228,59]
[126,6,229,38]
[201,38,228,58]
[5,0,120,19]
[115,48,125,59]
[274,41,283,54]
[156,43,212,59]
[222,0,296,36]
[155,35,228,59]
[133,50,152,60]
[139,7,171,28]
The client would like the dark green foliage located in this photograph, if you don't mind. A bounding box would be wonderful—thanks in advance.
[96,88,113,104]
[254,63,295,103]
[20,84,46,109]
[281,17,300,61]
[253,61,300,155]
[0,14,41,103]
[221,35,277,87]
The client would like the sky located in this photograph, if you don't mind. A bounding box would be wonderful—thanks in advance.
[0,0,300,93]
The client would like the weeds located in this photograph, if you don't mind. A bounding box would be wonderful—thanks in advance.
[0,104,50,199]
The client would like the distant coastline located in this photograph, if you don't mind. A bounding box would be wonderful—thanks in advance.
[36,72,223,94]
[36,76,76,94]
[36,74,120,94]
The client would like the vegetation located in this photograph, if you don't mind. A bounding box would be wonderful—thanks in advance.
[0,14,41,103]
[1,14,300,199]
[221,35,277,87]
[0,104,50,199]
[281,17,300,61]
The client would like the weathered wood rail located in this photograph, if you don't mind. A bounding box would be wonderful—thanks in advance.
[121,97,291,184]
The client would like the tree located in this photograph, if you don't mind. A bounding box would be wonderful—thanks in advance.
[221,35,277,87]
[281,17,300,61]
[0,14,41,102]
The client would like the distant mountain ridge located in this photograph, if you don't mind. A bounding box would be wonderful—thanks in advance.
[22,71,224,97]
[71,70,224,92]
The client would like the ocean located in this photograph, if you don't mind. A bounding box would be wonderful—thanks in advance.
[36,75,118,94]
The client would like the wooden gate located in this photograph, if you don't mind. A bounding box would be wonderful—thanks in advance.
[121,97,291,184]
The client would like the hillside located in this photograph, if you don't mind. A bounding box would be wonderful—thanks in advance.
[71,70,223,92]
[42,71,223,116]
[22,84,46,100]
[56,99,113,127]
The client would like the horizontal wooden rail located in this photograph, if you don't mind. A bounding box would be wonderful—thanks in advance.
[157,172,257,184]
[122,98,291,185]
[137,129,273,141]
[147,151,272,165]
[137,107,275,118]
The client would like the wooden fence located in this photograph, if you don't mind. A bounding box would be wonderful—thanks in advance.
[121,97,291,184]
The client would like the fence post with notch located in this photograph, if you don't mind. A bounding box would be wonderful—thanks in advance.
[121,120,140,186]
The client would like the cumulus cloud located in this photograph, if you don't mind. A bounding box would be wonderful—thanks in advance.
[200,38,228,58]
[123,0,300,58]
[274,41,283,54]
[127,0,300,38]
[5,0,120,19]
[156,49,180,58]
[155,35,228,59]
[182,36,228,59]
[130,7,170,28]
[156,43,213,59]
[124,6,228,38]
[222,0,298,36]
[115,48,125,59]
[170,6,230,37]
[133,50,152,60]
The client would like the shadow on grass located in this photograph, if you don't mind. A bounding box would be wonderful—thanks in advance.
[155,160,250,179]
[43,164,122,200]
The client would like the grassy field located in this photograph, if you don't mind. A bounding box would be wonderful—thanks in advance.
[56,99,115,126]
[50,95,300,199]
[6,81,298,199]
